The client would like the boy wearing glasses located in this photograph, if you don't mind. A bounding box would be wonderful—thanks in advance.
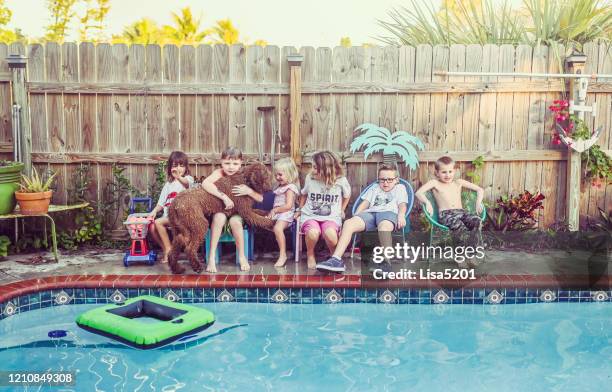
[317,164,407,273]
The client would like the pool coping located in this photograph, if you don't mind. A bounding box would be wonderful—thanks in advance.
[0,273,610,303]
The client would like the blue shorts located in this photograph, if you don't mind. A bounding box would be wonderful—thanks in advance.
[355,211,398,231]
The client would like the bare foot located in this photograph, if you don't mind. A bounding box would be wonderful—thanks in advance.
[274,254,288,268]
[206,261,217,273]
[160,253,169,264]
[239,256,251,272]
[307,256,317,270]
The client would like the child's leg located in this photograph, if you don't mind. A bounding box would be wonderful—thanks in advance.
[376,220,395,249]
[320,221,340,256]
[273,220,290,267]
[331,216,365,259]
[206,212,226,273]
[302,220,322,269]
[148,220,162,248]
[154,217,172,263]
[229,215,250,271]
[460,211,482,231]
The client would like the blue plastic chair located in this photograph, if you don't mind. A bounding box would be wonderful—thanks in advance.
[203,191,281,265]
[349,179,414,259]
[247,191,298,261]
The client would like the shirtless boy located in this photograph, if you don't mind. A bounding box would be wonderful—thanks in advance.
[415,156,484,232]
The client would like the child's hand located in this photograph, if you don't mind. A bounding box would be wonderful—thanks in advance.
[267,208,276,219]
[397,215,406,229]
[222,195,234,210]
[147,211,157,219]
[170,167,180,179]
[232,185,253,197]
[425,203,433,216]
[293,210,301,220]
[476,204,483,215]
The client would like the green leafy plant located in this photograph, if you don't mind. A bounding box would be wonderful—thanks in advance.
[582,145,612,188]
[485,191,545,232]
[466,155,485,184]
[148,161,168,208]
[18,166,57,193]
[350,123,425,169]
[0,235,10,257]
[102,163,146,229]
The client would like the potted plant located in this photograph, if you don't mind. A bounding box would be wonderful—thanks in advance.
[0,160,25,214]
[350,123,424,169]
[15,167,57,214]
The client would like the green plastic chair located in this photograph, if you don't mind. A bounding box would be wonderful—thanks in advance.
[422,190,486,246]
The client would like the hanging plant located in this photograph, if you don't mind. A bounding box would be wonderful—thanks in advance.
[548,99,602,152]
[349,123,424,170]
[582,145,612,189]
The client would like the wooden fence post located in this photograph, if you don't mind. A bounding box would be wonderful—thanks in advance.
[288,54,303,165]
[6,53,32,175]
[564,52,587,231]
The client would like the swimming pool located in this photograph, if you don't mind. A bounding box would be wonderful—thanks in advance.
[0,302,610,391]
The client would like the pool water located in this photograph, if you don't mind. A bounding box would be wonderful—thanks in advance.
[0,302,610,391]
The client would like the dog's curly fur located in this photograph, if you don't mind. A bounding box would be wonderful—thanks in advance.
[167,163,275,274]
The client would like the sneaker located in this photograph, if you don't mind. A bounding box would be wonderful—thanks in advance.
[316,256,346,273]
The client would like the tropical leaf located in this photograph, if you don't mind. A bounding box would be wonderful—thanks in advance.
[350,123,424,168]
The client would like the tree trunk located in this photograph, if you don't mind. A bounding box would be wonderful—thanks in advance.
[383,154,397,167]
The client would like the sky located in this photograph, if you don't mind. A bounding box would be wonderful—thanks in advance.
[4,0,414,47]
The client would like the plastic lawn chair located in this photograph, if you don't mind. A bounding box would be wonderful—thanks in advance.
[247,191,297,262]
[422,190,486,246]
[204,227,251,266]
[349,179,414,259]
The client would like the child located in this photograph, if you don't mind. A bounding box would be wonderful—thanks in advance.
[317,164,408,273]
[415,155,484,232]
[148,151,194,263]
[202,147,263,273]
[295,151,351,270]
[267,158,300,268]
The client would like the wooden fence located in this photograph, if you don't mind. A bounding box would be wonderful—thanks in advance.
[0,41,610,228]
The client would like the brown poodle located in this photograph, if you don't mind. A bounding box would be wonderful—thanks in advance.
[167,163,275,274]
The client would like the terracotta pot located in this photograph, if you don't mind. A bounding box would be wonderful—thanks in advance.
[15,190,53,214]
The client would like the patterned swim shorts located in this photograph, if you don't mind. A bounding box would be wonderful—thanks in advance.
[438,209,481,231]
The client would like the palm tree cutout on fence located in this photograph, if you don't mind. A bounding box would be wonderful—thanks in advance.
[350,123,424,169]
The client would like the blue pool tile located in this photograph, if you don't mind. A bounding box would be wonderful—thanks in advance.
[246,289,258,299]
[504,289,516,297]
[344,289,356,299]
[452,298,462,304]
[399,298,410,304]
[300,289,313,300]
[558,290,570,298]
[569,290,580,298]
[419,290,431,299]
[40,291,52,302]
[579,297,593,303]
[515,288,526,297]
[473,298,484,304]
[515,298,527,304]
[235,288,247,300]
[526,298,538,303]
[526,289,539,298]
[568,297,580,302]
[463,298,474,304]
[474,289,486,298]
[580,291,591,298]
[74,289,85,299]
[462,289,474,298]
[503,298,516,305]
[127,289,138,298]
[246,298,259,303]
[409,298,419,304]
[452,289,463,298]
[419,298,431,304]
[398,290,410,299]
[73,298,85,305]
[558,297,570,302]
[301,298,313,304]
[84,289,95,298]
[85,298,96,304]
[39,301,52,309]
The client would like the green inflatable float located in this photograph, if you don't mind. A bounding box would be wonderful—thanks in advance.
[76,295,215,349]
